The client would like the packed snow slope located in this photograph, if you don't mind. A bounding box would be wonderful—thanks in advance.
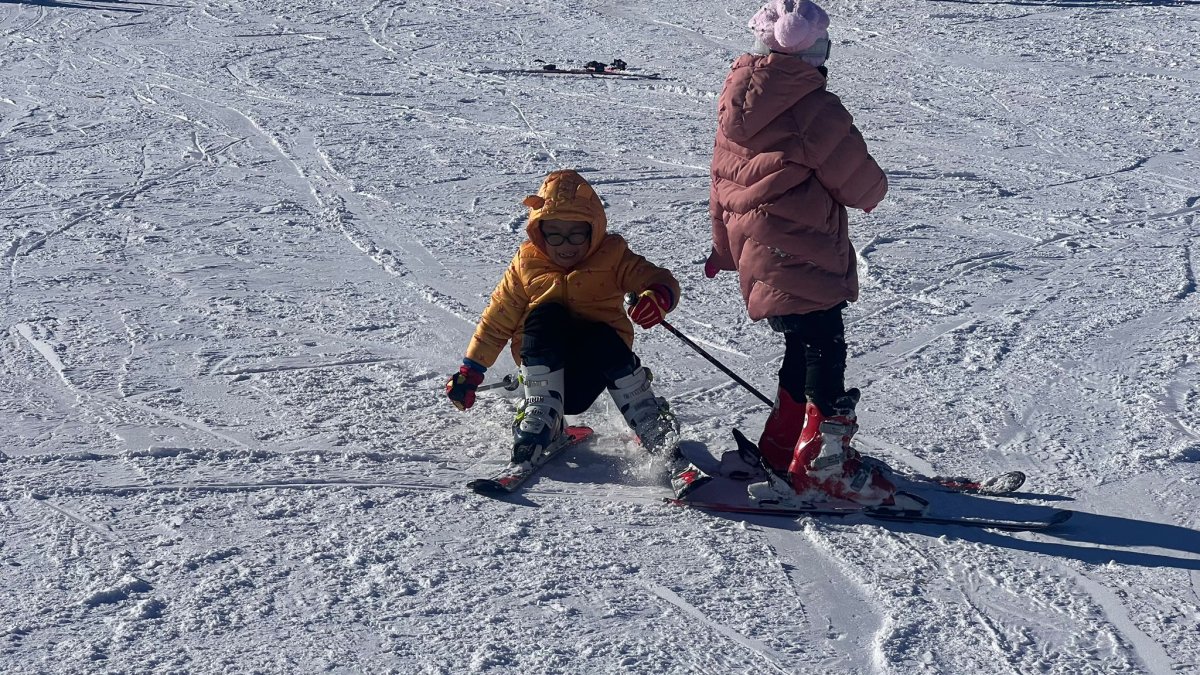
[3,0,1199,672]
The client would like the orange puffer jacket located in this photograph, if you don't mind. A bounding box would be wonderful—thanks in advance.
[465,170,680,368]
[709,53,887,320]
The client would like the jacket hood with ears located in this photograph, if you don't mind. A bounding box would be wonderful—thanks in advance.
[522,169,608,259]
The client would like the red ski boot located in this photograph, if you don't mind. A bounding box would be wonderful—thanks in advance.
[787,390,896,506]
[756,387,806,473]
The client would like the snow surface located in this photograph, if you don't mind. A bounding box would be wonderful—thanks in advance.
[2,0,1199,672]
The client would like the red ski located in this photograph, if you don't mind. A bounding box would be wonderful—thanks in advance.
[468,425,594,494]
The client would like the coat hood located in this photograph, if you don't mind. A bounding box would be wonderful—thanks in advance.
[718,53,827,143]
[522,169,608,259]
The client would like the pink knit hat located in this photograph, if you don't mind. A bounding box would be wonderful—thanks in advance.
[749,0,830,59]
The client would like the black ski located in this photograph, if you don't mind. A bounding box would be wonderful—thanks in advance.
[468,425,594,494]
[666,496,1073,532]
[479,60,664,81]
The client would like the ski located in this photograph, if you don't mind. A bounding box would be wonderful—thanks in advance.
[479,60,664,81]
[724,429,1027,497]
[920,470,1026,495]
[467,425,594,494]
[665,497,1073,532]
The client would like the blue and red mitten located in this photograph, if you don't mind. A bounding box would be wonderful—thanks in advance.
[445,359,486,410]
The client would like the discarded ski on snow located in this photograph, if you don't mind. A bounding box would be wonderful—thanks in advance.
[479,61,665,81]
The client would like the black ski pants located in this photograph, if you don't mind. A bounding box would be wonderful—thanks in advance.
[520,303,638,415]
[768,302,848,416]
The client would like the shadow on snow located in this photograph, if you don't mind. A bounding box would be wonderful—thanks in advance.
[471,435,1200,571]
[546,471,1200,571]
[877,510,1200,570]
[663,500,1200,570]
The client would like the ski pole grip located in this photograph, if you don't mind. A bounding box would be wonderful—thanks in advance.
[624,292,638,307]
[478,373,519,392]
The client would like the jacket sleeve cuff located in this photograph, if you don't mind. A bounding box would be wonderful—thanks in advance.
[651,283,676,312]
[462,358,487,373]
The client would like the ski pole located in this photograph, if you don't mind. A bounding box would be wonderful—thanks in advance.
[477,373,520,392]
[625,293,774,408]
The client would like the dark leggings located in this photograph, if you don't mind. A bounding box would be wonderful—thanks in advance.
[768,303,848,416]
[520,303,638,415]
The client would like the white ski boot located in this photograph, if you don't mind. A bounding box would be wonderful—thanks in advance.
[511,363,565,464]
[608,363,679,454]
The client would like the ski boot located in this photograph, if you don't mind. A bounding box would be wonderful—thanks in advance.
[749,389,897,507]
[607,361,680,455]
[510,363,565,464]
[757,386,807,473]
[790,389,896,505]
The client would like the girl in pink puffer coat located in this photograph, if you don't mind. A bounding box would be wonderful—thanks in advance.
[706,0,902,508]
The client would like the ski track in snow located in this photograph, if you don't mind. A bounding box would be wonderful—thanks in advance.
[3,0,1200,672]
[642,583,796,674]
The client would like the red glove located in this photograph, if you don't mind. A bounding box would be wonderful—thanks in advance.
[704,249,721,278]
[445,362,485,410]
[704,257,720,279]
[628,285,674,329]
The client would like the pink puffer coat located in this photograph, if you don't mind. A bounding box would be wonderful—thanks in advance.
[708,53,887,320]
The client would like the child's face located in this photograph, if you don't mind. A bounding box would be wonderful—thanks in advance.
[540,219,591,268]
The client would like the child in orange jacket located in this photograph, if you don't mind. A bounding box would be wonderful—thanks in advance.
[445,169,681,464]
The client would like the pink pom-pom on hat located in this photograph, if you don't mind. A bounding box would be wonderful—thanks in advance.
[749,0,830,54]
